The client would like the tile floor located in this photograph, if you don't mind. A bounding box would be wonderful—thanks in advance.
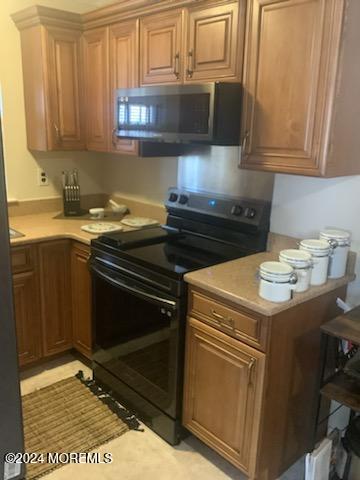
[20,355,305,480]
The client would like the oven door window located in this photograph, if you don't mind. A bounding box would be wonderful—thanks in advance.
[92,268,179,416]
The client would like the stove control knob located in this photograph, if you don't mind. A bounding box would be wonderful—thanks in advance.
[245,207,257,219]
[231,205,243,216]
[168,192,178,203]
[179,194,189,205]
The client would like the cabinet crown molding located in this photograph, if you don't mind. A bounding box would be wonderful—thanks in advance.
[11,5,83,31]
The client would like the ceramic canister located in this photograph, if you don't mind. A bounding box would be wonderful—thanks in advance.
[320,229,351,279]
[279,249,313,293]
[259,261,298,303]
[299,239,331,286]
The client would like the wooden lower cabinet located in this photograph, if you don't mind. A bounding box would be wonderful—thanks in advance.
[38,240,73,357]
[71,243,92,358]
[13,270,42,367]
[183,317,265,477]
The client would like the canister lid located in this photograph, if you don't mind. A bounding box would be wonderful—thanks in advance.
[300,239,330,255]
[260,261,293,276]
[320,229,351,243]
[279,249,312,265]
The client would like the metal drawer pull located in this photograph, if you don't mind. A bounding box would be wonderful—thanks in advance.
[211,309,235,329]
[112,127,117,146]
[54,123,61,143]
[248,357,256,385]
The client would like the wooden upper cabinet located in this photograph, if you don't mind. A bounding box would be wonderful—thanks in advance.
[12,7,85,151]
[140,10,183,85]
[240,0,347,176]
[38,241,72,357]
[46,27,85,150]
[183,317,265,476]
[83,27,109,152]
[185,1,243,82]
[109,20,139,155]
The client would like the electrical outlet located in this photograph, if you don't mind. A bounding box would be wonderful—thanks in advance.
[37,168,49,186]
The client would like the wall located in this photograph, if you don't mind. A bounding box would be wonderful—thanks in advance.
[0,0,113,201]
[102,153,178,205]
[271,174,360,305]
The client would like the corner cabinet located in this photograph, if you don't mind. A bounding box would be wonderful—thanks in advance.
[38,240,73,357]
[12,7,85,151]
[240,0,360,177]
[183,317,265,477]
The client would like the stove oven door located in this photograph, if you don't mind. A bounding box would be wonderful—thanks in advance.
[90,260,183,419]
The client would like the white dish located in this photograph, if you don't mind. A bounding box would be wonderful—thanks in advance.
[81,223,123,234]
[121,217,159,228]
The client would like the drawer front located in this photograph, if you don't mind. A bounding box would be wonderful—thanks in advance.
[189,290,267,351]
[11,246,35,273]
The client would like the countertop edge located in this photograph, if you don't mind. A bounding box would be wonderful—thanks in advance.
[185,274,356,316]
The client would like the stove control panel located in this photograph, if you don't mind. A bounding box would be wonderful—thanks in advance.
[165,188,271,229]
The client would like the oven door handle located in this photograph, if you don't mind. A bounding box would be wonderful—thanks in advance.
[90,263,177,308]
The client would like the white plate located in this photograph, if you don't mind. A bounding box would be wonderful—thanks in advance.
[81,223,123,234]
[121,217,159,228]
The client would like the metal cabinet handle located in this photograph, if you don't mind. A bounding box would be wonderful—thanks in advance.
[238,131,249,168]
[174,52,180,79]
[54,123,61,144]
[247,357,256,385]
[187,49,194,78]
[211,309,235,329]
[112,127,117,147]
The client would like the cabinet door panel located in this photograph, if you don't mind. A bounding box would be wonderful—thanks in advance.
[71,244,92,359]
[109,20,139,154]
[185,2,241,82]
[83,27,109,151]
[46,26,85,150]
[241,0,338,175]
[183,317,265,476]
[13,271,42,367]
[38,241,72,356]
[140,10,183,85]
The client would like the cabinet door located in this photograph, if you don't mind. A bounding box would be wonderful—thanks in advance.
[13,271,42,367]
[183,317,265,476]
[38,241,72,356]
[140,10,183,85]
[71,243,92,359]
[185,2,242,82]
[83,27,109,151]
[109,20,139,155]
[46,26,85,150]
[241,0,339,175]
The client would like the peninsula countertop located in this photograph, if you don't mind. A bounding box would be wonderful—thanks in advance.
[185,240,356,316]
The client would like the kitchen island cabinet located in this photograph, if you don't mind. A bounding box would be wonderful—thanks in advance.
[183,278,350,479]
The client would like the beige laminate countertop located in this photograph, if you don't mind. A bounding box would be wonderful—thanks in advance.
[185,249,356,316]
[9,211,137,246]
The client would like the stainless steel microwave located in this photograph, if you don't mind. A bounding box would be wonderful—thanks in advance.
[115,82,242,145]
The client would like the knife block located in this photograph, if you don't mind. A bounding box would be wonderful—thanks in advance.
[63,189,82,217]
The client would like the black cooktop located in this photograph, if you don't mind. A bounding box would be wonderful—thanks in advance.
[93,226,248,279]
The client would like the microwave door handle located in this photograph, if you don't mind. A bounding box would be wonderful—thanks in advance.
[90,264,177,308]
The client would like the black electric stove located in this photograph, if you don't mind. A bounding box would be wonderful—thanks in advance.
[90,188,271,445]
